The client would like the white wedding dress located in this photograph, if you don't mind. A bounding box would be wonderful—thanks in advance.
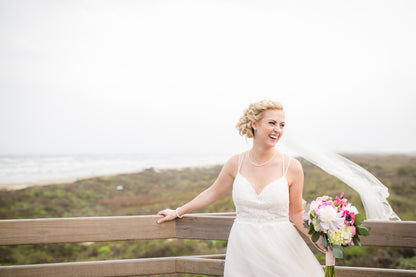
[224,152,324,276]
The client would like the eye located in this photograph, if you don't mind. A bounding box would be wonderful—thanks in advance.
[269,121,276,125]
[280,123,285,128]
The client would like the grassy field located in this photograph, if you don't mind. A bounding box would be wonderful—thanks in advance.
[0,154,415,272]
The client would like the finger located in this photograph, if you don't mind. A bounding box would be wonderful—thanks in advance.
[157,216,167,224]
[158,209,170,215]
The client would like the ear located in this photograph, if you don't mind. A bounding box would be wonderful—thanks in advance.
[251,121,257,130]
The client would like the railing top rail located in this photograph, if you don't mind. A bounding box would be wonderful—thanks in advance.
[0,214,415,247]
[0,215,175,245]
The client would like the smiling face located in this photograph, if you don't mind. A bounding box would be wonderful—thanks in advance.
[251,109,285,146]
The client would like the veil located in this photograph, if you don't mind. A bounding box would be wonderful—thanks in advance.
[281,132,401,221]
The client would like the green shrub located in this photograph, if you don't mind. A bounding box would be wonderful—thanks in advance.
[344,246,368,258]
[398,256,416,270]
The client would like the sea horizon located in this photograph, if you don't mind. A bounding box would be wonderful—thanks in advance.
[2,151,415,191]
[0,152,233,190]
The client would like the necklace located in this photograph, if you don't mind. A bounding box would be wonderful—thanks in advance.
[247,150,277,167]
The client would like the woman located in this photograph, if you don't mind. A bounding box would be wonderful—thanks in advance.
[157,100,324,276]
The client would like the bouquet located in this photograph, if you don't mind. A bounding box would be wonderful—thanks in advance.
[303,193,371,277]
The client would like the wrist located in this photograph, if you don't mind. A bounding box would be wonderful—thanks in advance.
[175,207,184,218]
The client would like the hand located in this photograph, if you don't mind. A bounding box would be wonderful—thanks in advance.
[157,209,177,224]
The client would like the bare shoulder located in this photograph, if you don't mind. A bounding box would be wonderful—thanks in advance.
[222,153,241,179]
[284,155,304,186]
[287,157,303,174]
[221,153,242,179]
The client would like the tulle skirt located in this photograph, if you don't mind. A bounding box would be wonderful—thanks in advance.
[224,220,324,276]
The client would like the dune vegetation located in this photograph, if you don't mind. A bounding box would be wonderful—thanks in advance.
[0,154,415,273]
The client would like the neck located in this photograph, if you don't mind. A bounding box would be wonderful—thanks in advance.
[250,144,276,159]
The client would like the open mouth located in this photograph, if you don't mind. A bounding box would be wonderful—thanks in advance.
[269,135,278,141]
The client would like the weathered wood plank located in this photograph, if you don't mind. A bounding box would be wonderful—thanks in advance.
[176,215,234,240]
[190,212,236,217]
[361,221,416,247]
[175,257,224,276]
[1,215,414,248]
[0,216,175,245]
[0,257,176,277]
[177,216,416,248]
[2,215,414,247]
[1,255,415,277]
[298,221,416,248]
[335,266,416,277]
[191,254,226,260]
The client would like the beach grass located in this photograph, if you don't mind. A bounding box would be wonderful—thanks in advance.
[0,154,415,270]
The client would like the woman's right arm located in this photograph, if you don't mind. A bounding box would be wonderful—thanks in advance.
[157,154,238,224]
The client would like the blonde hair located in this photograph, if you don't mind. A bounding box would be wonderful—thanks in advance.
[236,100,284,138]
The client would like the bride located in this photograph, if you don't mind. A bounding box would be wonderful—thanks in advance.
[157,100,324,276]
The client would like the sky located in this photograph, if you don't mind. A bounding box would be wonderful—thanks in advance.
[1,0,415,155]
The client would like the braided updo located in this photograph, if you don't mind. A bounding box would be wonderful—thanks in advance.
[236,100,284,138]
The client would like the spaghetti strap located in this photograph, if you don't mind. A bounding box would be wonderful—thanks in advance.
[237,152,245,174]
[284,156,292,176]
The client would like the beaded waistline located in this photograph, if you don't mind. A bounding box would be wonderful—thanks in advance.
[234,216,290,225]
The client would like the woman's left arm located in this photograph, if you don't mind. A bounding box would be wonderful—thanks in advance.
[288,158,325,250]
[287,158,308,236]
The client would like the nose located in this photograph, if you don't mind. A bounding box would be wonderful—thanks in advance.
[273,125,281,132]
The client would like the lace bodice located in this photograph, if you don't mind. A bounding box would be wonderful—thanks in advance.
[225,152,325,276]
[232,152,290,224]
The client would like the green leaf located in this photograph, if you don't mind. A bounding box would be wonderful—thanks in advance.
[303,221,309,229]
[354,214,365,225]
[332,245,343,259]
[353,236,361,246]
[327,234,332,244]
[361,224,371,232]
[322,234,329,248]
[356,226,370,236]
[308,224,315,235]
[311,231,320,243]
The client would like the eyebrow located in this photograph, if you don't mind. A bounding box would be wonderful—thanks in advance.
[265,118,284,123]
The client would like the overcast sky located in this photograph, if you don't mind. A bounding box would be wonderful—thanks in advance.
[1,0,415,155]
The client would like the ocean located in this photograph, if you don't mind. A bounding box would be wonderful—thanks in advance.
[0,153,231,190]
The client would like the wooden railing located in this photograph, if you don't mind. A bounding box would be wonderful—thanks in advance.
[0,213,415,276]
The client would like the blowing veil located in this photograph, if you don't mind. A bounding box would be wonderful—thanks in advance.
[281,132,400,221]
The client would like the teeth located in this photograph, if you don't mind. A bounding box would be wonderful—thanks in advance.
[270,135,278,139]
